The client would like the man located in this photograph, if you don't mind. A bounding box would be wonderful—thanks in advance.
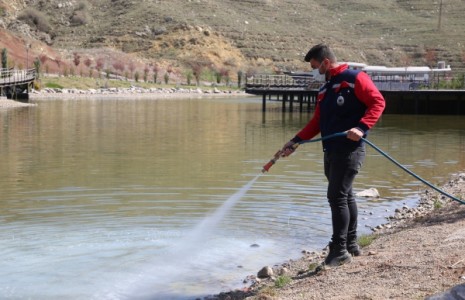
[281,44,385,266]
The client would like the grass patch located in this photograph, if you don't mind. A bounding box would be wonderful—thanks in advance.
[274,275,292,288]
[44,82,64,89]
[38,75,242,91]
[308,262,319,272]
[433,199,443,210]
[358,234,378,248]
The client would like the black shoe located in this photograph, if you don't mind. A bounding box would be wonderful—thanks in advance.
[347,243,362,256]
[324,242,352,267]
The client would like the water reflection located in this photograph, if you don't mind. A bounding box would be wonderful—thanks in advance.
[0,98,464,299]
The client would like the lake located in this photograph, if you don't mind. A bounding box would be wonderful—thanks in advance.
[0,97,464,299]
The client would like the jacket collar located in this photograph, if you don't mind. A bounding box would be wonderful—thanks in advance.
[329,64,348,78]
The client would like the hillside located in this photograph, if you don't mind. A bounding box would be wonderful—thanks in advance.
[1,0,465,81]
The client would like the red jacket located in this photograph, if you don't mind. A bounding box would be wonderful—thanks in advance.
[293,64,385,150]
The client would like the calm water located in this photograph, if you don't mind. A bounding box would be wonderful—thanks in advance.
[0,97,464,299]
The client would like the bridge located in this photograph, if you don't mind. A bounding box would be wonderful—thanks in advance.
[245,74,465,115]
[245,73,320,112]
[0,68,36,100]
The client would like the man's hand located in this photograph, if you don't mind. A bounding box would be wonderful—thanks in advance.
[280,141,297,157]
[346,127,364,141]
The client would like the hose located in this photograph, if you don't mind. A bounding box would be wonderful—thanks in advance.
[295,132,465,205]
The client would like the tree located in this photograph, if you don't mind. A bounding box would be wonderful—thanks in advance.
[128,61,136,79]
[96,57,104,78]
[112,60,125,77]
[186,71,193,85]
[425,48,437,68]
[1,48,7,69]
[84,57,92,77]
[143,65,149,82]
[152,63,159,83]
[33,57,41,78]
[191,62,204,86]
[73,52,81,68]
[237,70,243,88]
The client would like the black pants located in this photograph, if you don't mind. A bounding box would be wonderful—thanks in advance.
[324,146,365,247]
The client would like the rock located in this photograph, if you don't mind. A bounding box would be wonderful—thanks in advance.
[356,188,380,198]
[250,243,260,248]
[278,267,290,275]
[257,266,274,278]
[425,283,465,299]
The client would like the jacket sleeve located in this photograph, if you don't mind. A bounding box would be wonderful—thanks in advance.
[354,72,386,132]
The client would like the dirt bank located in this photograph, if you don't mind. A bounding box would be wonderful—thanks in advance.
[212,172,465,300]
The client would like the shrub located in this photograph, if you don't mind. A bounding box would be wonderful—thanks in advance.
[1,48,7,69]
[18,8,51,33]
[358,234,377,248]
[70,12,88,26]
[274,275,291,288]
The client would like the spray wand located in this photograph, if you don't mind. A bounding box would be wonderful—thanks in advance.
[261,143,300,173]
[260,132,465,205]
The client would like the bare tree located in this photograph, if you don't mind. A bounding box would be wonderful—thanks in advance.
[425,48,437,68]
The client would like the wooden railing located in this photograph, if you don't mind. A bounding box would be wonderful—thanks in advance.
[246,74,321,90]
[0,68,36,87]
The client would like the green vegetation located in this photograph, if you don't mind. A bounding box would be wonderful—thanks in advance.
[308,262,320,272]
[274,275,292,288]
[358,234,378,248]
[1,48,7,69]
[44,82,64,89]
[433,196,443,209]
[37,74,242,91]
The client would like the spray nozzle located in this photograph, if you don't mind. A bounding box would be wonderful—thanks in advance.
[261,143,299,173]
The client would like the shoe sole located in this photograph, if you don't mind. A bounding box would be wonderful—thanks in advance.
[325,255,352,267]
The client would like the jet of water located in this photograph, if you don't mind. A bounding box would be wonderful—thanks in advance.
[106,174,261,300]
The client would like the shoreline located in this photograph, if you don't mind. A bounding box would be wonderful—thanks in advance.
[30,86,247,101]
[1,87,248,108]
[211,171,465,300]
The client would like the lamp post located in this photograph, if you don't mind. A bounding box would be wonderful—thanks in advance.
[26,43,30,70]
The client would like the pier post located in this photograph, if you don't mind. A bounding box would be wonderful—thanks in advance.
[262,93,266,112]
[282,94,287,112]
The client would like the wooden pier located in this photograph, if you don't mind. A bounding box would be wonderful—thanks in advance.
[0,68,36,100]
[245,74,320,112]
[246,74,465,115]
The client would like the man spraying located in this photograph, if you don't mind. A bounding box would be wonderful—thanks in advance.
[281,44,385,266]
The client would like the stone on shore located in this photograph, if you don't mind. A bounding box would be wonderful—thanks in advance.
[257,266,273,278]
[356,187,380,198]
